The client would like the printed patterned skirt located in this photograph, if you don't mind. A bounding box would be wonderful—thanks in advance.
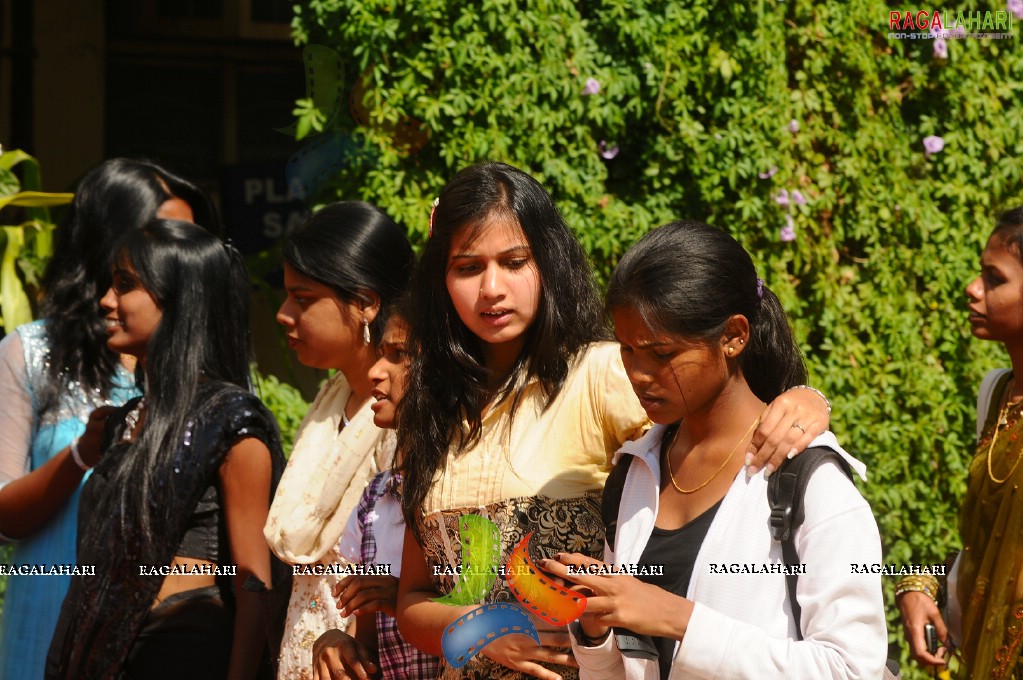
[419,491,604,680]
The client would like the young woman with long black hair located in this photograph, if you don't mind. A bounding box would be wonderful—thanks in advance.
[262,202,414,679]
[45,219,287,679]
[394,162,835,680]
[0,158,217,678]
[545,220,887,679]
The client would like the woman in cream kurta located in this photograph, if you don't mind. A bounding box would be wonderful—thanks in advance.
[265,372,394,679]
[416,342,647,680]
[263,200,413,679]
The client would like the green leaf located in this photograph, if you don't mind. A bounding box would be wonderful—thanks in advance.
[0,227,31,331]
[0,191,74,210]
[0,169,19,198]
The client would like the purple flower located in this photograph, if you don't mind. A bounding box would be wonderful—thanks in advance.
[788,119,800,134]
[923,135,945,158]
[780,215,796,242]
[582,78,601,96]
[774,189,790,207]
[933,37,948,59]
[1010,0,1023,19]
[791,189,807,206]
[758,166,778,180]
[598,140,619,160]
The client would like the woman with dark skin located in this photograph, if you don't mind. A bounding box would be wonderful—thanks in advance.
[898,207,1023,678]
[46,219,287,679]
[545,220,885,679]
[0,158,218,679]
[312,306,441,680]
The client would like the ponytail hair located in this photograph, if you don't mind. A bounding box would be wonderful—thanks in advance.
[282,201,413,343]
[606,220,806,402]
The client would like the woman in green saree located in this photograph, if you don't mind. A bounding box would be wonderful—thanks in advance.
[898,206,1023,678]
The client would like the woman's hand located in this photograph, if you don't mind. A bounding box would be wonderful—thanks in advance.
[312,629,380,680]
[478,629,576,680]
[333,575,399,618]
[0,405,118,538]
[541,553,693,642]
[77,405,117,467]
[897,592,949,668]
[746,386,831,476]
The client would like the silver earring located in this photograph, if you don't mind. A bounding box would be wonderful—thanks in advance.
[363,319,371,345]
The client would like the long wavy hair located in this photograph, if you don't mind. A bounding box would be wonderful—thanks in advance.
[282,201,414,344]
[109,219,250,541]
[398,162,606,533]
[36,158,217,417]
[606,220,806,403]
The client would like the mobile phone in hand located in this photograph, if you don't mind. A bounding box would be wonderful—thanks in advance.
[925,623,939,654]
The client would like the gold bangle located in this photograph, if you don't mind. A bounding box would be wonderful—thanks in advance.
[895,575,940,603]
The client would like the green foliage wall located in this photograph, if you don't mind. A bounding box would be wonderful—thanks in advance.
[292,1,1023,673]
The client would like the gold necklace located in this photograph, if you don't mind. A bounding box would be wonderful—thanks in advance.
[666,416,761,494]
[987,398,1023,484]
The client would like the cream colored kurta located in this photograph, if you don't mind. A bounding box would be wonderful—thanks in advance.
[424,342,649,515]
[264,372,394,680]
[419,342,649,679]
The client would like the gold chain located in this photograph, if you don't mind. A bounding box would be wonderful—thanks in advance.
[666,415,761,494]
[987,398,1023,484]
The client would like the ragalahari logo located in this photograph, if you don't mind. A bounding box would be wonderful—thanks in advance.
[435,515,587,668]
[888,9,1015,39]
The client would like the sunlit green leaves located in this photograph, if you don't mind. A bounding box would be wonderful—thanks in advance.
[288,4,1023,672]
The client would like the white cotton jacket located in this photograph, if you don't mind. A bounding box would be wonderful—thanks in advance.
[571,426,888,679]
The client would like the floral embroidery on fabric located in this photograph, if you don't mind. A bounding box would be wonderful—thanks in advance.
[420,492,603,679]
[992,606,1023,679]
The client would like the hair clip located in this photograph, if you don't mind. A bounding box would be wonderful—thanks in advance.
[429,197,440,238]
[756,278,764,300]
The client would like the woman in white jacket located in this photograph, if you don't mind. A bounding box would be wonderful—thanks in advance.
[543,220,888,679]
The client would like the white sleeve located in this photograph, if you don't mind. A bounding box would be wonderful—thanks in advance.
[0,331,33,486]
[336,487,368,565]
[570,622,630,680]
[675,463,888,679]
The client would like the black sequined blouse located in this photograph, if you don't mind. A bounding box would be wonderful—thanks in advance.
[45,381,289,679]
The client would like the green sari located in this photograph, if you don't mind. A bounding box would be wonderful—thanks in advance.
[959,371,1023,679]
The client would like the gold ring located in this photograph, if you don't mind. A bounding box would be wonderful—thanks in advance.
[791,422,806,434]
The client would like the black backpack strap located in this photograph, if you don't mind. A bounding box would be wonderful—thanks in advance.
[598,454,658,660]
[768,446,853,638]
[601,454,635,552]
